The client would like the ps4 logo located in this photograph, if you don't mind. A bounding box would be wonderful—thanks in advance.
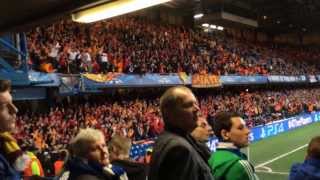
[207,138,219,152]
[314,113,320,122]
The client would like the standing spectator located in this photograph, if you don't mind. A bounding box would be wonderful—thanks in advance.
[190,117,214,162]
[54,150,67,176]
[0,79,23,179]
[208,112,258,180]
[148,86,213,180]
[80,50,92,73]
[289,136,320,180]
[59,128,127,180]
[67,47,79,73]
[109,134,147,180]
[191,117,214,143]
[48,41,61,70]
[99,51,110,73]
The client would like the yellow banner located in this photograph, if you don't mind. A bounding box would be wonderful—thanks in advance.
[83,73,121,83]
[178,72,188,84]
[192,74,221,88]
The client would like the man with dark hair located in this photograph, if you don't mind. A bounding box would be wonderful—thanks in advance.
[289,136,320,180]
[208,112,258,180]
[191,116,214,162]
[0,79,22,179]
[148,86,213,180]
[191,117,214,144]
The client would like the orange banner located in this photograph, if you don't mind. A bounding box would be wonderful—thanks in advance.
[83,73,121,83]
[192,74,221,88]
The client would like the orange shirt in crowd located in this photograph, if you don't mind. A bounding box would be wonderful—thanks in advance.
[54,160,64,176]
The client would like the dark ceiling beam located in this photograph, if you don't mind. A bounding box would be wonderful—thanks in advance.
[0,0,111,34]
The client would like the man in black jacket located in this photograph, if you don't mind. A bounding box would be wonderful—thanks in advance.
[148,86,213,180]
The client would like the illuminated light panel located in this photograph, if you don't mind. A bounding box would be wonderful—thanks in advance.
[194,13,204,19]
[202,23,209,27]
[72,0,171,23]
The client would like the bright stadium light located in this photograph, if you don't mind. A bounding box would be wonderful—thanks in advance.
[217,26,224,31]
[202,23,209,28]
[194,13,204,19]
[210,24,217,29]
[72,0,171,23]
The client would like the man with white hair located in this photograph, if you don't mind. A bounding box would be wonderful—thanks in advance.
[60,128,127,180]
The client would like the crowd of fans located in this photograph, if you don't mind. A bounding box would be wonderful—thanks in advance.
[15,97,163,153]
[3,14,320,180]
[2,78,320,179]
[5,13,320,180]
[26,16,320,75]
[14,87,320,155]
[203,88,320,127]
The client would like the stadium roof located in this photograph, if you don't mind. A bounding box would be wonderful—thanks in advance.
[0,0,111,34]
[0,0,319,34]
[236,0,320,34]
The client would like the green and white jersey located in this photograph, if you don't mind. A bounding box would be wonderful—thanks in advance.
[208,142,259,180]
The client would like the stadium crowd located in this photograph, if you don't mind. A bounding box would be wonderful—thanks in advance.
[2,78,320,179]
[26,16,320,75]
[5,16,320,179]
[14,87,320,155]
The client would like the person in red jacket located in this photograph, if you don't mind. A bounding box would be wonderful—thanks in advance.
[54,150,67,176]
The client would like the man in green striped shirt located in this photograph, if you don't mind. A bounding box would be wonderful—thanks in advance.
[208,112,259,180]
